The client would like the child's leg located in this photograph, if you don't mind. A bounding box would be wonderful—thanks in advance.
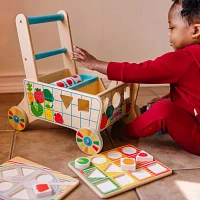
[126,100,200,155]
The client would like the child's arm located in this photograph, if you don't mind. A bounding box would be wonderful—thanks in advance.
[71,46,108,75]
[72,46,192,84]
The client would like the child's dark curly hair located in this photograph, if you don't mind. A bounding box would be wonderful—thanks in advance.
[172,0,200,24]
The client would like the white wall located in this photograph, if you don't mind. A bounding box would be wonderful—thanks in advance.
[0,0,172,93]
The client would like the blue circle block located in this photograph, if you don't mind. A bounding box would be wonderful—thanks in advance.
[84,137,92,146]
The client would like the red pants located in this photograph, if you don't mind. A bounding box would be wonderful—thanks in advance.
[126,100,200,155]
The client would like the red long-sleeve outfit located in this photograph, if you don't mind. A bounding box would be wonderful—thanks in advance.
[107,44,200,155]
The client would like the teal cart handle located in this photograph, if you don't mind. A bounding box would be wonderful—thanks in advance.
[35,48,67,60]
[28,14,64,25]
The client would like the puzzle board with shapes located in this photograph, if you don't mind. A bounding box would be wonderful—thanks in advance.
[68,144,172,198]
[0,157,79,200]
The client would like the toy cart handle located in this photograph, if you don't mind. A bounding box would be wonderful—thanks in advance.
[35,48,67,60]
[28,14,64,25]
[16,11,76,81]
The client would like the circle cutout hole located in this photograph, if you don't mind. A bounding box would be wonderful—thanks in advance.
[92,156,106,164]
[37,174,53,183]
[112,92,121,108]
[122,147,136,155]
[0,182,13,191]
[107,151,122,159]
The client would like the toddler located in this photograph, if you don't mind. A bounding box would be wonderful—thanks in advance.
[72,0,200,155]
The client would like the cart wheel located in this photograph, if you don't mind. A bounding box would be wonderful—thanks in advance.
[76,127,103,155]
[8,106,28,131]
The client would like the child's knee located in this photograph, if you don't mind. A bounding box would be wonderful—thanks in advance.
[150,100,175,118]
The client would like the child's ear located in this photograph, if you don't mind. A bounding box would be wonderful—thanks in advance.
[192,24,200,38]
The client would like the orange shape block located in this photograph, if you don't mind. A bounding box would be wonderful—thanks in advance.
[123,158,135,165]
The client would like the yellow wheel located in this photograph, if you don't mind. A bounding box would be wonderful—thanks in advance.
[76,127,103,155]
[8,106,28,131]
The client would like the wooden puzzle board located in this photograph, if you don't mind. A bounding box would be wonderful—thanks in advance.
[0,157,79,200]
[68,144,172,198]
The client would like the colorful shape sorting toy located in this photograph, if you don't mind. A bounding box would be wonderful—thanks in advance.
[8,10,140,155]
[0,157,79,200]
[69,144,172,198]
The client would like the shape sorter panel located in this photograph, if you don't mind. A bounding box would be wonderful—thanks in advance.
[99,83,133,131]
[0,157,79,200]
[24,80,102,131]
[69,144,172,198]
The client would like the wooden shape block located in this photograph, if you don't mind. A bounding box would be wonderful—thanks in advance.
[75,157,90,170]
[33,183,52,198]
[120,158,136,171]
[136,150,153,162]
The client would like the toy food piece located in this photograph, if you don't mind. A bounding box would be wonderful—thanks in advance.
[64,77,75,87]
[120,158,136,171]
[51,80,67,88]
[33,183,52,198]
[75,157,90,170]
[136,150,153,162]
[71,74,82,83]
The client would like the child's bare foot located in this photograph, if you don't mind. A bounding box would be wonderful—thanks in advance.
[111,120,139,142]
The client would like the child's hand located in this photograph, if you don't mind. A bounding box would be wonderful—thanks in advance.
[71,46,97,70]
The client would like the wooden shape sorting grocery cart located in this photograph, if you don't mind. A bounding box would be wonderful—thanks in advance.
[8,10,140,155]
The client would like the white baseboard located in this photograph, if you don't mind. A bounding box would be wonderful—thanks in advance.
[0,75,169,94]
